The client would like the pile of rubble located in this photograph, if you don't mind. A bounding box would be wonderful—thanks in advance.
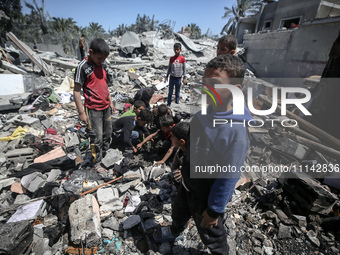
[0,31,339,255]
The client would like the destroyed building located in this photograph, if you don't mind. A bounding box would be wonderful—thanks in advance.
[236,0,340,78]
[0,9,340,255]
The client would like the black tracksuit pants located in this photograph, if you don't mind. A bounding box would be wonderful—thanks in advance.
[171,183,229,255]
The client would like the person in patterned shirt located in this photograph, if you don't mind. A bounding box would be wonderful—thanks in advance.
[165,43,187,106]
[73,38,115,173]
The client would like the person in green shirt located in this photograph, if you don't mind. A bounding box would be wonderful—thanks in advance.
[120,100,146,118]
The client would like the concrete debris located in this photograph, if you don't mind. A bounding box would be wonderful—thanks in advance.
[68,194,101,247]
[7,199,46,223]
[6,32,52,76]
[0,220,33,255]
[0,31,338,255]
[0,74,25,95]
[63,132,79,148]
[101,148,123,168]
[279,171,338,215]
[21,172,47,193]
[97,186,119,205]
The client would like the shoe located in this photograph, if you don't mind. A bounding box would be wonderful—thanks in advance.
[153,226,183,243]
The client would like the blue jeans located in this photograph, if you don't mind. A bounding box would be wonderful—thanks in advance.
[113,130,139,148]
[168,77,181,106]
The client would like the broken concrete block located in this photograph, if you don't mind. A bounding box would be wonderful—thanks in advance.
[306,230,320,247]
[33,223,44,241]
[100,200,124,218]
[47,169,61,182]
[97,186,119,205]
[102,228,114,239]
[21,172,47,193]
[14,194,30,204]
[279,172,338,215]
[0,152,6,166]
[68,194,101,247]
[0,74,25,95]
[119,75,129,84]
[5,148,36,162]
[0,141,7,153]
[292,214,307,228]
[0,177,16,189]
[32,238,52,255]
[102,216,120,231]
[34,146,66,164]
[43,214,58,226]
[41,118,53,129]
[0,220,33,255]
[7,114,40,126]
[136,76,147,86]
[278,224,291,239]
[99,204,114,219]
[64,132,79,148]
[18,105,32,114]
[122,215,141,230]
[128,71,139,80]
[10,181,27,194]
[1,61,27,74]
[123,170,142,181]
[102,148,123,168]
[7,200,46,223]
[118,180,140,193]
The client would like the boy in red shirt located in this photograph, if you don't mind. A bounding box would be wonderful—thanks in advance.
[165,43,187,106]
[73,38,115,172]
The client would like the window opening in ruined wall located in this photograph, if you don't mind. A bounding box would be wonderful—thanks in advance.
[280,16,301,29]
[263,20,272,30]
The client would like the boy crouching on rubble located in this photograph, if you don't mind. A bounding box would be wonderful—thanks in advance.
[119,100,146,118]
[112,109,153,154]
[73,38,115,173]
[154,55,252,255]
[136,115,175,165]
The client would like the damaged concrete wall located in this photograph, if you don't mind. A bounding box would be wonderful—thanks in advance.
[243,19,340,77]
[257,1,278,32]
[271,0,321,29]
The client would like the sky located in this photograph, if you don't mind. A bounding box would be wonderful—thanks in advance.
[20,0,234,36]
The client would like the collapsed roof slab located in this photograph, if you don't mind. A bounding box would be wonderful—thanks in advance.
[41,57,78,70]
[6,32,52,76]
[173,32,202,53]
[0,60,27,75]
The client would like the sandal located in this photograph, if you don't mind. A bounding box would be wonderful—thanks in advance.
[153,226,183,243]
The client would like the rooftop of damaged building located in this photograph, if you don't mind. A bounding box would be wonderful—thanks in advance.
[0,31,339,255]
